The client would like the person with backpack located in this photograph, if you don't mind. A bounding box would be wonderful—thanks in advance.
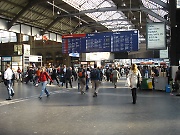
[3,64,15,100]
[78,64,86,95]
[175,66,180,96]
[91,64,101,97]
[38,67,53,99]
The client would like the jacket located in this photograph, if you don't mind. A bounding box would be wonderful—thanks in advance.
[128,69,142,88]
[38,71,52,82]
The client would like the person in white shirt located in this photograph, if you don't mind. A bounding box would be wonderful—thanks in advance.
[111,67,121,88]
[128,64,142,104]
[86,68,91,90]
[4,64,15,100]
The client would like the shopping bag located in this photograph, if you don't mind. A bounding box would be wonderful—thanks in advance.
[125,77,130,87]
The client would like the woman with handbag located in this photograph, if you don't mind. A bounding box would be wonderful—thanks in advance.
[128,64,142,104]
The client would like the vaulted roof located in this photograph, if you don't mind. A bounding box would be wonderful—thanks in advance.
[0,0,169,39]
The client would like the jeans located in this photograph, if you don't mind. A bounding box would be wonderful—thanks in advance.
[6,80,14,99]
[86,78,90,90]
[39,81,50,97]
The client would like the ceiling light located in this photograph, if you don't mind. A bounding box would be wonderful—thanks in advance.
[121,2,126,7]
[121,0,126,7]
[57,11,61,14]
[132,16,136,20]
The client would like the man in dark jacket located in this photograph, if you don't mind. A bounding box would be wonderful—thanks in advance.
[49,66,60,86]
[64,67,72,88]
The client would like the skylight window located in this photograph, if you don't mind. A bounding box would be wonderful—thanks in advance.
[62,0,133,31]
[141,0,168,22]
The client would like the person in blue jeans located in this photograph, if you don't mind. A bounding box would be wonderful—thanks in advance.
[3,64,15,100]
[38,67,53,99]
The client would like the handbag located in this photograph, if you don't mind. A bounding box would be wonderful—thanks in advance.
[125,77,130,87]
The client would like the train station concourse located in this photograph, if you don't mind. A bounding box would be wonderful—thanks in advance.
[0,0,180,135]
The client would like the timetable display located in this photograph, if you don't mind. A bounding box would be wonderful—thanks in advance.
[62,30,139,53]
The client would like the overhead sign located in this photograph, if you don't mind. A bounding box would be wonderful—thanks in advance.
[62,30,139,53]
[146,23,166,50]
[62,34,86,53]
[2,57,11,61]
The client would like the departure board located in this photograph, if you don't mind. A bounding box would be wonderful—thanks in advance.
[62,34,86,53]
[111,30,139,52]
[85,33,111,52]
[62,30,139,53]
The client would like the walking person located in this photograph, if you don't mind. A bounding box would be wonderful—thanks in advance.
[78,64,86,94]
[111,67,121,88]
[91,64,101,97]
[128,64,142,104]
[38,67,53,99]
[3,64,15,100]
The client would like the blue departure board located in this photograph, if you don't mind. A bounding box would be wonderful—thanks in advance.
[111,30,139,52]
[62,30,139,53]
[85,32,111,52]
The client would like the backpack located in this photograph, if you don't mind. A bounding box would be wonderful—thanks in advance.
[78,68,85,78]
[90,69,98,79]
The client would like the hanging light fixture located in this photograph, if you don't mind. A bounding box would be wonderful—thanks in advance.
[121,0,126,7]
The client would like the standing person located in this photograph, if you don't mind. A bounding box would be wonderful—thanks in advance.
[78,64,86,94]
[65,67,73,88]
[129,64,142,104]
[86,68,91,91]
[49,66,60,86]
[17,67,22,82]
[175,66,180,96]
[34,67,41,86]
[25,66,34,84]
[111,67,121,88]
[4,64,15,100]
[91,64,101,97]
[38,67,53,99]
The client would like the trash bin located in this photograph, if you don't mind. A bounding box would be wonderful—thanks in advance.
[141,78,153,90]
[165,84,171,93]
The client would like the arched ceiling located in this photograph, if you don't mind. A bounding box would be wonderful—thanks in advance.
[0,0,169,39]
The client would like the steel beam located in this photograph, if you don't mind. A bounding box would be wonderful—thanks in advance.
[148,0,168,9]
[41,17,63,35]
[7,0,47,30]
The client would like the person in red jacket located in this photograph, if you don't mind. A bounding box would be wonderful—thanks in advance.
[38,67,53,99]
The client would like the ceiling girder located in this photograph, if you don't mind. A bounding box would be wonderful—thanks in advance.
[57,6,169,24]
[41,17,63,35]
[7,0,47,30]
[148,0,169,9]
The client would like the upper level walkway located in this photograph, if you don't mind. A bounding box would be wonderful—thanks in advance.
[0,77,179,135]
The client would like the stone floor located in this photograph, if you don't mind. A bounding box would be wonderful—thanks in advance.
[0,77,180,135]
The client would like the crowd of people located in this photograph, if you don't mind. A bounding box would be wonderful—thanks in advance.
[2,63,180,104]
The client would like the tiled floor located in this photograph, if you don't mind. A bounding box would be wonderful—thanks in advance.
[0,77,180,135]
